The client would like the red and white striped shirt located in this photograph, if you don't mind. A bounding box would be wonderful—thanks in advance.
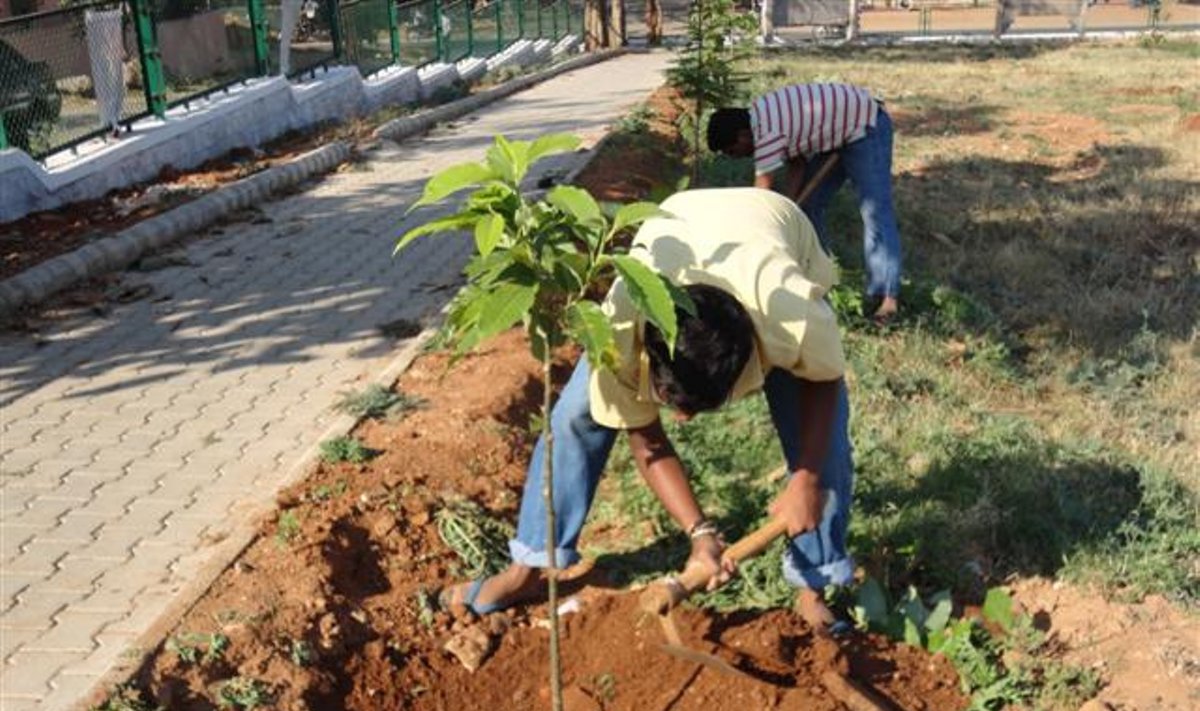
[750,83,879,176]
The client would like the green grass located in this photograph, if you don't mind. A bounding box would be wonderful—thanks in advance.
[581,38,1197,710]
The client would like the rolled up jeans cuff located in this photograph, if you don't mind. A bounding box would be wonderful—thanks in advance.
[782,554,855,590]
[509,538,582,569]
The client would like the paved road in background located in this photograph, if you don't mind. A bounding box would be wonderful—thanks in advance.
[0,50,672,711]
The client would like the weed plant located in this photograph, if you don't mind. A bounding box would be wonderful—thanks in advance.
[436,499,516,579]
[213,676,272,709]
[319,436,376,463]
[334,384,425,420]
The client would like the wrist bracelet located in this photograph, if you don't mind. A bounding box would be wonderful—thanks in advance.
[688,518,720,540]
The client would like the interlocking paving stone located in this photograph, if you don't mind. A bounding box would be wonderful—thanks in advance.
[0,51,671,711]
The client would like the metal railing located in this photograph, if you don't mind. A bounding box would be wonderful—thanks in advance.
[0,0,576,158]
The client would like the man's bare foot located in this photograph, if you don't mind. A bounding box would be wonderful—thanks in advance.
[873,296,899,326]
[796,587,854,638]
[439,564,544,617]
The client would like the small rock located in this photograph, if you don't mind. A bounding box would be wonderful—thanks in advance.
[562,686,601,711]
[443,625,492,672]
[371,514,397,539]
[485,614,510,638]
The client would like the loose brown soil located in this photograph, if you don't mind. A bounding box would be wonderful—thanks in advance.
[130,332,967,711]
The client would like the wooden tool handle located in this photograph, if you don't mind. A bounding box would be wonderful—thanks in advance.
[676,518,789,593]
[820,671,896,711]
[796,153,840,205]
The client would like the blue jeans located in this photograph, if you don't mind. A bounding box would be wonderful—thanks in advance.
[509,358,856,590]
[801,107,902,299]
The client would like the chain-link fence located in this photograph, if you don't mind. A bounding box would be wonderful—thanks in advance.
[342,0,396,75]
[0,2,135,157]
[440,0,474,63]
[271,0,339,78]
[1,0,576,158]
[394,0,440,67]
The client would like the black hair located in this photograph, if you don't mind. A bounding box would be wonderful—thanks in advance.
[706,108,751,153]
[643,284,754,416]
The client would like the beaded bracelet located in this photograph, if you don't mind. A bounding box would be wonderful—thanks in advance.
[688,518,720,540]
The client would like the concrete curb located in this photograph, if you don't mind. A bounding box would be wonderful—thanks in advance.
[67,50,640,711]
[0,141,350,321]
[0,44,616,323]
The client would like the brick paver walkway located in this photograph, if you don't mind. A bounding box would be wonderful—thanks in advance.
[0,50,671,711]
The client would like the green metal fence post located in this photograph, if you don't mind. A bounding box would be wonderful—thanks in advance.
[128,0,167,118]
[517,0,524,37]
[551,0,558,39]
[496,0,504,52]
[536,0,543,37]
[327,0,345,59]
[433,0,445,61]
[563,0,570,35]
[0,117,8,150]
[388,0,402,63]
[247,0,271,75]
[466,1,474,55]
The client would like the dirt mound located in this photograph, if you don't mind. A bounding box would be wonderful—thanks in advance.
[405,593,964,711]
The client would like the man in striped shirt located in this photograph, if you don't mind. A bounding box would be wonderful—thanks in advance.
[708,83,902,323]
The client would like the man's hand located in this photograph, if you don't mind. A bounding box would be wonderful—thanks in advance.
[684,533,734,592]
[769,471,824,537]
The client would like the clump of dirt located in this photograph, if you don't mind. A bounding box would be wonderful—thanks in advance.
[572,86,689,201]
[1183,114,1200,133]
[127,329,966,711]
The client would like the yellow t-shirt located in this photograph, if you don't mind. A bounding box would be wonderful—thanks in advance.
[589,188,845,429]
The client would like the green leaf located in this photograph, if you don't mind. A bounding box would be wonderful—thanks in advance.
[567,301,619,371]
[925,592,953,634]
[410,162,495,210]
[486,135,528,185]
[474,213,505,257]
[610,201,670,237]
[551,253,587,294]
[981,587,1014,631]
[547,186,604,226]
[927,629,947,653]
[903,616,925,647]
[855,578,890,628]
[474,282,537,341]
[395,212,477,253]
[897,586,929,629]
[613,255,679,353]
[528,133,581,165]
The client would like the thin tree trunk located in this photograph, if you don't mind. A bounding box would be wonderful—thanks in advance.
[584,0,608,49]
[646,0,662,43]
[541,348,562,711]
[610,0,626,46]
[760,0,775,42]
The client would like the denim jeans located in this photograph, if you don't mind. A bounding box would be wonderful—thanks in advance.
[800,106,902,299]
[509,358,856,591]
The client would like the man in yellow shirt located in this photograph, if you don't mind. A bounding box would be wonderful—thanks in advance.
[440,188,855,632]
